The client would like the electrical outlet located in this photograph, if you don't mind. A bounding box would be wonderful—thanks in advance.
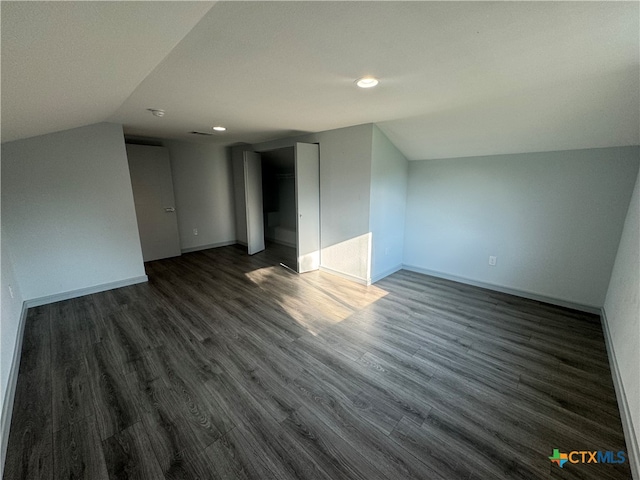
[489,256,497,266]
[193,228,198,236]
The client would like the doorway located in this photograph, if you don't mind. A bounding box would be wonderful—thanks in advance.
[235,143,320,273]
[261,147,297,269]
[126,144,181,262]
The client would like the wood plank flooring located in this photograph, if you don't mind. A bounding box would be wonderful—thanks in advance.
[4,244,631,479]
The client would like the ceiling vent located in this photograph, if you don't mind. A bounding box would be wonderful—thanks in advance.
[188,131,213,136]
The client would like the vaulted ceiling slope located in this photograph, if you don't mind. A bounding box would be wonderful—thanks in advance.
[1,1,216,143]
[2,1,638,160]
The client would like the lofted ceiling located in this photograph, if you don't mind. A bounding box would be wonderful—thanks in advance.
[2,1,638,160]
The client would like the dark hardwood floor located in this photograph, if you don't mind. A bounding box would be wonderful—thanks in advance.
[4,244,631,479]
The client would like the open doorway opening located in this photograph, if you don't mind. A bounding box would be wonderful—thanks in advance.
[261,147,297,270]
[236,142,319,273]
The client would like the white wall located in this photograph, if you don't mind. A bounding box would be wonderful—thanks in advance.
[0,238,25,477]
[239,124,375,283]
[369,125,408,282]
[604,167,640,478]
[314,125,373,281]
[404,146,640,309]
[1,123,146,301]
[164,141,236,252]
[0,240,24,406]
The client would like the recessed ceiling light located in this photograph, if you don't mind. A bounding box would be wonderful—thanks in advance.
[356,76,379,88]
[147,108,165,117]
[212,126,226,132]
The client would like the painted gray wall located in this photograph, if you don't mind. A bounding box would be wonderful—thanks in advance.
[164,141,236,251]
[243,124,375,282]
[604,166,639,476]
[0,239,24,477]
[404,146,640,308]
[1,123,146,300]
[314,125,373,282]
[370,125,408,282]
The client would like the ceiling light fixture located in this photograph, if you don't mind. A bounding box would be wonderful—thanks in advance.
[212,126,227,132]
[147,109,165,117]
[356,76,379,88]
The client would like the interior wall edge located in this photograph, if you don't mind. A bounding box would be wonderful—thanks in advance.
[601,307,640,480]
[0,300,28,479]
[371,264,403,284]
[23,275,148,308]
[401,264,601,314]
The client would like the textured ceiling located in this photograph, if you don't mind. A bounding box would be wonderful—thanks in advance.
[2,1,639,160]
[1,1,215,143]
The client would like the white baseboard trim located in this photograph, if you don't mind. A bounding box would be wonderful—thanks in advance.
[236,241,248,247]
[371,264,403,284]
[1,301,28,478]
[319,266,370,286]
[181,240,236,254]
[24,275,148,308]
[401,264,600,314]
[601,308,640,480]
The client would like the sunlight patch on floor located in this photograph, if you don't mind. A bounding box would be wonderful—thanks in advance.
[244,265,388,335]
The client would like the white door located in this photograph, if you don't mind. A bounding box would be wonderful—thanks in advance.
[244,151,265,255]
[295,143,320,272]
[126,144,181,262]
